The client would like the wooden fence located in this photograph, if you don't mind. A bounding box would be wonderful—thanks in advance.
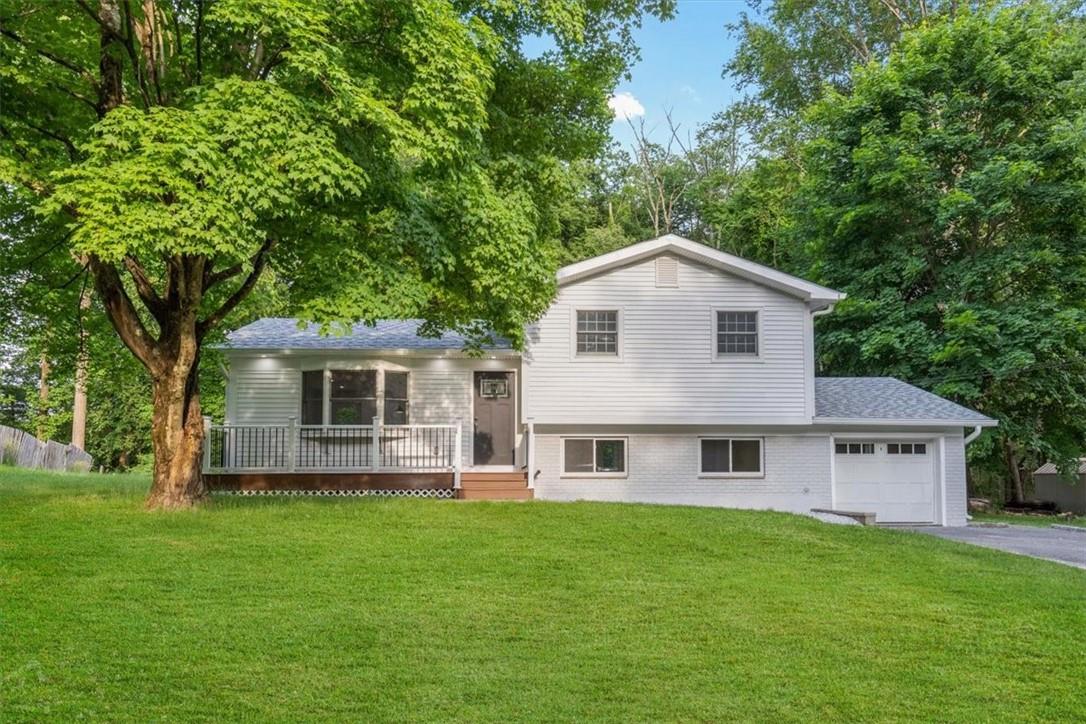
[0,424,94,472]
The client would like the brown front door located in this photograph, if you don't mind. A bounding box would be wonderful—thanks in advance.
[473,372,514,466]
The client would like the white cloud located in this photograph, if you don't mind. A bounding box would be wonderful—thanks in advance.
[607,91,645,121]
[679,85,701,104]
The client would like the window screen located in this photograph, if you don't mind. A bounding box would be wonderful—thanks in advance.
[329,370,377,425]
[301,370,324,425]
[576,310,618,355]
[383,372,409,425]
[595,439,625,473]
[716,311,758,355]
[563,439,594,473]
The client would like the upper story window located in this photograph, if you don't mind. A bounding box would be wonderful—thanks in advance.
[716,310,759,356]
[576,310,619,356]
[300,369,409,425]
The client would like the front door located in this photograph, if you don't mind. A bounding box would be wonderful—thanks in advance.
[473,372,514,466]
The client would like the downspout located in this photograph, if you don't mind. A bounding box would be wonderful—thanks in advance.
[964,425,982,446]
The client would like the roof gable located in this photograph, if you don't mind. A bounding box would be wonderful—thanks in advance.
[557,234,845,306]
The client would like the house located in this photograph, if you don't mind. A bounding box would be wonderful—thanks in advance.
[206,234,996,525]
[1033,461,1086,514]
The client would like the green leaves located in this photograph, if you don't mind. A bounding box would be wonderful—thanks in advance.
[48,79,365,265]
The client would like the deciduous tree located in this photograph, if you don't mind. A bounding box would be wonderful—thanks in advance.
[0,0,672,507]
[798,4,1086,501]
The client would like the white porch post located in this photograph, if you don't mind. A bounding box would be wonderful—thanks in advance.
[201,415,212,473]
[453,417,463,489]
[525,417,535,489]
[372,416,381,471]
[286,416,297,472]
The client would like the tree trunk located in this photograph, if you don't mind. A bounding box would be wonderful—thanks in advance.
[1003,439,1025,505]
[37,353,50,439]
[146,351,207,509]
[71,286,92,450]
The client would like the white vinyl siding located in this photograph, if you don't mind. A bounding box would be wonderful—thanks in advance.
[524,254,811,424]
[224,354,520,465]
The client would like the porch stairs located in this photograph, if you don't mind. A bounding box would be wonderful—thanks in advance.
[456,471,533,500]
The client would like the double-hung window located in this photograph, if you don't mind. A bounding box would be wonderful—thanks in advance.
[700,438,763,476]
[383,371,409,425]
[575,310,619,356]
[715,310,759,357]
[329,370,377,425]
[562,437,626,476]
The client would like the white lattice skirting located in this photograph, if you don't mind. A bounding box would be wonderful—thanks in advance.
[213,488,455,499]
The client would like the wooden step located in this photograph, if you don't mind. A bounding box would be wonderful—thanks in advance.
[460,471,528,483]
[459,478,530,490]
[456,487,534,500]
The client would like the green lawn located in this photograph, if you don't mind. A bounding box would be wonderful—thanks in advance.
[971,512,1086,528]
[2,469,1084,722]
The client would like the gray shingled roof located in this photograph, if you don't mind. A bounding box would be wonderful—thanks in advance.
[815,377,993,423]
[1034,460,1086,475]
[219,318,511,351]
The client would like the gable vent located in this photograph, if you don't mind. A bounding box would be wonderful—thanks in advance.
[655,256,679,288]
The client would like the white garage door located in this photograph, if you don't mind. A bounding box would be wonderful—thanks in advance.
[834,440,936,523]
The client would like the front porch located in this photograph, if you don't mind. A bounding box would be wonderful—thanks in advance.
[201,418,532,499]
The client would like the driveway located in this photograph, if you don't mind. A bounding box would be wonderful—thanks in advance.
[902,525,1086,569]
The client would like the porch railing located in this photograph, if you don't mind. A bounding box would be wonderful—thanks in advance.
[202,416,462,485]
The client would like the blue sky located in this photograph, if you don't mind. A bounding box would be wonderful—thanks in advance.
[604,1,756,148]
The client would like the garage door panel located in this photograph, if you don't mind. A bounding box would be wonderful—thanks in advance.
[835,440,935,524]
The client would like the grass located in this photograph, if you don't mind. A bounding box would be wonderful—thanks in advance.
[971,512,1086,528]
[1,469,1084,722]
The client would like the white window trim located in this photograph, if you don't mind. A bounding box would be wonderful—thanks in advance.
[711,307,763,363]
[698,437,765,478]
[570,307,624,362]
[559,436,629,478]
[298,366,410,426]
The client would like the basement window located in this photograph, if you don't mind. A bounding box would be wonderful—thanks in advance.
[562,438,627,476]
[700,438,764,476]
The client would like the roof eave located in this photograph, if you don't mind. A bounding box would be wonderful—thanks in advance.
[215,346,520,357]
[813,417,998,428]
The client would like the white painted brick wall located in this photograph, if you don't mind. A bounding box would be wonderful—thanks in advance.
[533,434,832,513]
[944,431,968,526]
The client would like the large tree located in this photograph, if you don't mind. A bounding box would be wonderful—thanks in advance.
[0,0,672,508]
[798,4,1086,501]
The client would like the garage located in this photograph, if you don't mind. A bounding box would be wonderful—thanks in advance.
[834,440,936,523]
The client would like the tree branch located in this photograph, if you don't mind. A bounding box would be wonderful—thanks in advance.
[197,238,275,338]
[123,255,167,322]
[88,256,160,371]
[0,26,99,87]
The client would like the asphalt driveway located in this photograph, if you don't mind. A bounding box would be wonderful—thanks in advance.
[903,525,1086,569]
